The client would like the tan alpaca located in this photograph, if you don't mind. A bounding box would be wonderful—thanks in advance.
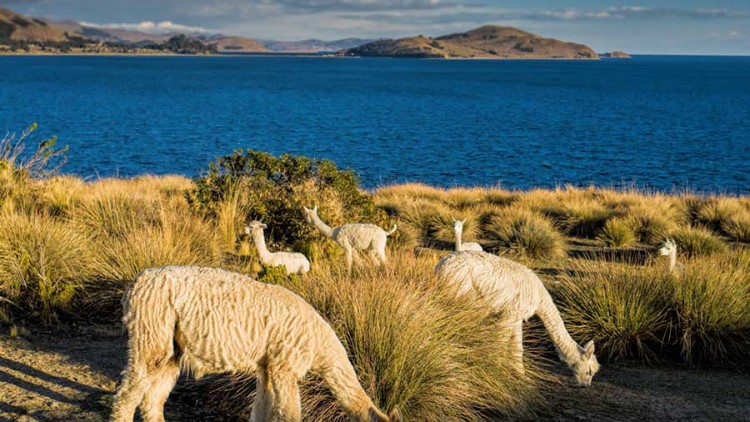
[111,266,401,422]
[452,218,483,252]
[435,251,599,387]
[659,238,685,274]
[245,221,311,274]
[302,205,396,273]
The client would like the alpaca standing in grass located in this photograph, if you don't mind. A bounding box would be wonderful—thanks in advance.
[111,266,401,422]
[452,218,483,252]
[245,221,310,274]
[435,251,599,387]
[659,238,685,274]
[302,205,396,273]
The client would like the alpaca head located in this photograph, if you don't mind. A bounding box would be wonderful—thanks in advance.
[302,205,319,224]
[244,220,267,236]
[569,340,599,387]
[367,406,402,422]
[659,239,677,256]
[452,217,466,234]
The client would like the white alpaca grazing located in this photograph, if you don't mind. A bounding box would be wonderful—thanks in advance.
[245,221,310,274]
[435,251,600,387]
[659,238,685,274]
[111,266,402,422]
[302,205,396,273]
[452,218,483,252]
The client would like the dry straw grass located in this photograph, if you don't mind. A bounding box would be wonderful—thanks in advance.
[210,251,546,421]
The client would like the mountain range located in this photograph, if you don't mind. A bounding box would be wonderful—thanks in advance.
[2,7,614,59]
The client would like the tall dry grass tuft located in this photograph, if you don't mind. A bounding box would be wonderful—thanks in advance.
[670,226,726,257]
[598,217,637,247]
[554,260,672,362]
[213,252,546,421]
[669,252,750,365]
[0,212,96,323]
[485,207,566,260]
[721,209,750,243]
[624,204,678,245]
[694,197,743,234]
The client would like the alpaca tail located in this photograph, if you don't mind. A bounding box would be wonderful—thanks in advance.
[385,224,398,236]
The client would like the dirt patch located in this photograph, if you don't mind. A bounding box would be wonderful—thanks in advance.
[1,325,749,421]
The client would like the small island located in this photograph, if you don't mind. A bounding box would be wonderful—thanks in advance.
[600,51,632,59]
[343,25,599,60]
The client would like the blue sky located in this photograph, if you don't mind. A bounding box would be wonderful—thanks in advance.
[3,0,749,54]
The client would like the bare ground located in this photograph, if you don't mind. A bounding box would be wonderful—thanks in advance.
[1,324,749,422]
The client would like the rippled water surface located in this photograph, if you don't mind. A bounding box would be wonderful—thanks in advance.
[1,55,748,193]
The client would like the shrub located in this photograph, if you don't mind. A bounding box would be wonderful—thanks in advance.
[555,200,616,239]
[554,261,672,362]
[0,212,95,323]
[669,253,750,365]
[485,207,566,260]
[598,217,637,247]
[670,226,726,257]
[188,150,387,246]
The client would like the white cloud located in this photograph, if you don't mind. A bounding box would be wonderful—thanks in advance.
[80,20,212,34]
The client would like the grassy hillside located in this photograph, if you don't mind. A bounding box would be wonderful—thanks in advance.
[1,127,749,419]
[345,25,598,59]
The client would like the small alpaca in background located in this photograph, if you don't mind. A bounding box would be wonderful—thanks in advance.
[452,218,483,251]
[245,221,310,274]
[302,205,396,273]
[659,238,685,274]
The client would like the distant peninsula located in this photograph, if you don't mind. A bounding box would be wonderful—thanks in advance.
[343,26,599,60]
[600,51,632,59]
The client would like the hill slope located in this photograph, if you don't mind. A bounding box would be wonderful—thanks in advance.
[345,25,598,59]
[0,8,68,43]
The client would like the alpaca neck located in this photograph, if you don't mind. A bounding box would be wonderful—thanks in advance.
[251,231,273,263]
[536,289,582,368]
[668,250,677,272]
[317,334,386,421]
[310,212,334,239]
[454,230,462,251]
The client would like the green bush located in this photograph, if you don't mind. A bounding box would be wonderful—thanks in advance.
[188,150,387,246]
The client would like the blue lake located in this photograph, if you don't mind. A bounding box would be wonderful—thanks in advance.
[1,55,749,193]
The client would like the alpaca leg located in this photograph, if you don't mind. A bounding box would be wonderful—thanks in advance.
[344,246,353,275]
[111,363,151,422]
[139,359,180,422]
[269,372,301,422]
[376,244,387,266]
[250,369,275,422]
[509,320,524,374]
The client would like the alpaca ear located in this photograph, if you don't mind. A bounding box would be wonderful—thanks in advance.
[388,407,402,422]
[460,219,466,224]
[313,205,318,212]
[584,340,595,358]
[452,217,456,223]
[260,223,267,229]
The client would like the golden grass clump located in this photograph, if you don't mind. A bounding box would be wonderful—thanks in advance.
[623,204,679,245]
[670,226,726,257]
[598,217,637,247]
[669,252,750,365]
[215,251,545,421]
[485,207,566,260]
[553,260,672,362]
[721,209,750,243]
[694,197,743,234]
[0,212,96,323]
[555,199,616,238]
